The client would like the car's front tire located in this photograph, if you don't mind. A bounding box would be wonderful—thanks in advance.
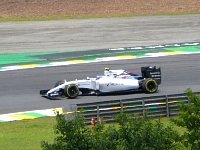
[64,84,79,99]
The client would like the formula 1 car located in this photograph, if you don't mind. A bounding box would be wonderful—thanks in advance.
[40,66,161,99]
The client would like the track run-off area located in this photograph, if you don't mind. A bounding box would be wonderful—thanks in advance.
[0,42,200,71]
[0,15,200,122]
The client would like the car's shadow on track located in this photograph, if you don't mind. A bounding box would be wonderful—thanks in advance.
[40,89,161,101]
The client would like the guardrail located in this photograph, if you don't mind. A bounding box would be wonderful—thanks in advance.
[62,92,200,124]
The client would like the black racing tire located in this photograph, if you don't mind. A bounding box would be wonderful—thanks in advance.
[142,78,158,93]
[64,84,79,99]
[54,80,65,87]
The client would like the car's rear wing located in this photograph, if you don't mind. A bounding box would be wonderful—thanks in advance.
[141,66,161,84]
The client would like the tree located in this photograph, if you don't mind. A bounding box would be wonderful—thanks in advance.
[41,114,120,150]
[91,123,120,150]
[41,109,183,150]
[41,114,93,150]
[115,113,182,150]
[173,89,200,150]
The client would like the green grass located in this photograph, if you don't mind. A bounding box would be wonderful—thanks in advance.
[0,11,200,22]
[0,116,186,150]
[0,117,56,150]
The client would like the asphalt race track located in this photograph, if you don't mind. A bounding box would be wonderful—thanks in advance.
[0,54,200,114]
[0,15,200,114]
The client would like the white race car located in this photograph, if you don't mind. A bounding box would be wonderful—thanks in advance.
[40,66,161,99]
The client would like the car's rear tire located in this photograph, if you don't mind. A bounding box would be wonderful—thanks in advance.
[64,84,79,99]
[142,78,158,93]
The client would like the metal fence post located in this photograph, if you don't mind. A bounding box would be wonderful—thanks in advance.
[187,95,191,105]
[142,100,145,118]
[97,105,100,123]
[120,100,123,113]
[166,95,169,117]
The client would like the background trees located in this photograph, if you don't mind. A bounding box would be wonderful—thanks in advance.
[42,89,200,150]
[41,114,182,150]
[173,89,200,150]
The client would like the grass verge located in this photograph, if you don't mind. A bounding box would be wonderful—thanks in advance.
[0,117,56,150]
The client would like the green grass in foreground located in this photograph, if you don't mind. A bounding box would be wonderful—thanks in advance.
[0,117,56,150]
[0,11,200,22]
[0,116,186,150]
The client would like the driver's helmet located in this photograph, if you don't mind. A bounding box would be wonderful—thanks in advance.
[104,67,110,76]
[105,67,110,71]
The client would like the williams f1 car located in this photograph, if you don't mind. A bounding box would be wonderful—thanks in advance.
[40,66,161,99]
